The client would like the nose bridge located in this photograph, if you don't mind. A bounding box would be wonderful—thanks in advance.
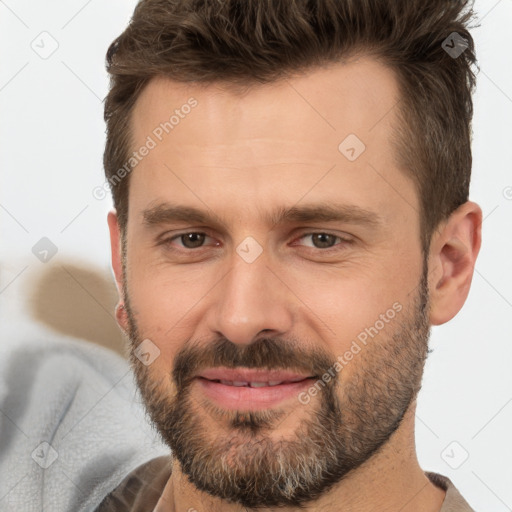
[207,248,293,346]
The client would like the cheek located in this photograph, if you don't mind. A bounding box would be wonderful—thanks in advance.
[127,261,215,350]
[282,257,418,355]
[128,241,210,312]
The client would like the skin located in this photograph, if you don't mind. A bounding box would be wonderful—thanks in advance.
[107,57,482,511]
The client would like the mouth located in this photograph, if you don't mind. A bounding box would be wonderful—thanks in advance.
[198,377,312,387]
[194,375,317,410]
[196,367,315,384]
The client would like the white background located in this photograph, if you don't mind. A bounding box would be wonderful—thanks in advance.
[0,0,511,509]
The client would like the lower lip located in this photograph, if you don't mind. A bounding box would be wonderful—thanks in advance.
[195,377,315,410]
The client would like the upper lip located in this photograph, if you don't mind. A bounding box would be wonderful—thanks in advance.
[196,367,315,383]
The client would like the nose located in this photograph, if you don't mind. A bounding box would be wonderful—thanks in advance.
[205,250,294,346]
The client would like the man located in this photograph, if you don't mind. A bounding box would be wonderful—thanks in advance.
[97,0,482,510]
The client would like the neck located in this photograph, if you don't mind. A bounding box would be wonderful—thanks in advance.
[155,402,446,512]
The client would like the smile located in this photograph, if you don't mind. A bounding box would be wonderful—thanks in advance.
[195,376,315,410]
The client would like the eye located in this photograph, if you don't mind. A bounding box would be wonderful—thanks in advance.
[165,232,216,249]
[295,232,351,250]
[161,231,352,253]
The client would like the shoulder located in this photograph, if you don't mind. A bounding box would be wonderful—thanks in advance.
[95,455,174,512]
[425,471,476,512]
[0,333,168,512]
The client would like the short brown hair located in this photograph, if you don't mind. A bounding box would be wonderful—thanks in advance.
[104,0,478,252]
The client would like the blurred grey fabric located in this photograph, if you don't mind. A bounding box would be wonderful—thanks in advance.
[0,326,168,512]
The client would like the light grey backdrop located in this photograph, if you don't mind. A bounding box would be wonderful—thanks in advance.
[0,0,511,509]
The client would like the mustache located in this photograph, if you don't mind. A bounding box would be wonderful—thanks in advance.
[168,336,336,391]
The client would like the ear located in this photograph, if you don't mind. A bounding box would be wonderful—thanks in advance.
[427,201,482,325]
[107,209,130,334]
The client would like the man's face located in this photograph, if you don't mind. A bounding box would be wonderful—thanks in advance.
[115,58,431,508]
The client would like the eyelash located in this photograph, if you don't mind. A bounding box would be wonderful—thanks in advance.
[161,231,353,253]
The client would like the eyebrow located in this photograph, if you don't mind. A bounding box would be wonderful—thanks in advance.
[142,202,383,230]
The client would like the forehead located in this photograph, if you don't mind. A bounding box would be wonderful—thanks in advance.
[132,56,399,148]
[127,57,417,228]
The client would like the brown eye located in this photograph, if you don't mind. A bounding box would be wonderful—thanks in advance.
[293,232,353,253]
[309,233,338,249]
[179,233,206,249]
[161,231,219,253]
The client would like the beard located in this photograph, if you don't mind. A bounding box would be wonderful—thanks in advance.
[122,258,431,509]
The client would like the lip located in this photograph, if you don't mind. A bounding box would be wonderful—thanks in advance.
[197,367,314,383]
[194,376,316,410]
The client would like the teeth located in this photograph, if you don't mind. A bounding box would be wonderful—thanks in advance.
[218,380,286,387]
